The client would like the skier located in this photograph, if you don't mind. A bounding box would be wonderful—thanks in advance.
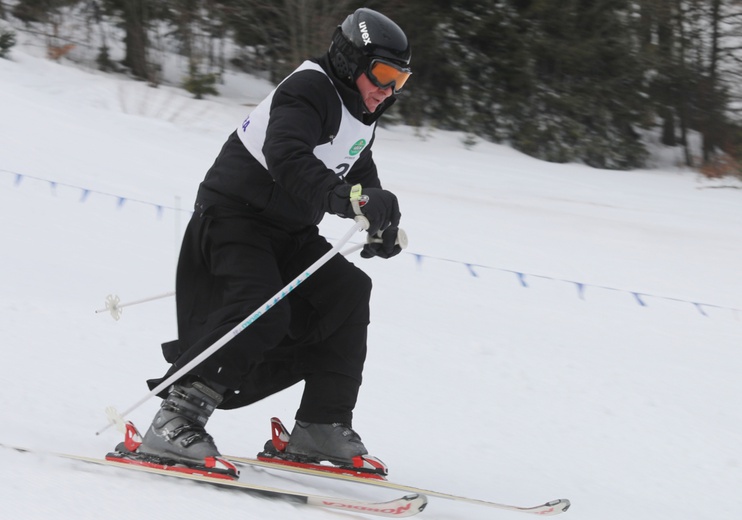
[116,8,412,476]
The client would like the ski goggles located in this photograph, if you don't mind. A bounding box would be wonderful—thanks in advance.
[366,59,412,93]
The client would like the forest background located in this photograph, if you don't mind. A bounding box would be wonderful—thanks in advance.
[1,0,741,176]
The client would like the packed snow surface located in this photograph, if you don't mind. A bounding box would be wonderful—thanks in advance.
[1,47,741,520]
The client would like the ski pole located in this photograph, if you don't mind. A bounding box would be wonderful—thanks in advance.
[95,292,176,321]
[94,231,405,321]
[96,218,369,436]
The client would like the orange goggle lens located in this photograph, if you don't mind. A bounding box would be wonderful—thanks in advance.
[368,60,412,92]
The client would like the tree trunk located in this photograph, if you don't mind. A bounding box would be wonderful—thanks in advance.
[122,0,149,80]
[701,0,723,162]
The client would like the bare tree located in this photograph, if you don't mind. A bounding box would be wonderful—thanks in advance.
[225,0,353,81]
[103,0,150,80]
[719,0,742,117]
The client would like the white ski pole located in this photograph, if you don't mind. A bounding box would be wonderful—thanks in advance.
[95,292,176,321]
[96,230,407,320]
[96,218,369,436]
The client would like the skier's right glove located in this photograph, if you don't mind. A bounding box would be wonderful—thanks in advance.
[326,184,401,235]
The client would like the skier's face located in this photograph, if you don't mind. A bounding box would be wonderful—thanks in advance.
[356,73,393,113]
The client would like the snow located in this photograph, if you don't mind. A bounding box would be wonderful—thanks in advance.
[2,46,742,520]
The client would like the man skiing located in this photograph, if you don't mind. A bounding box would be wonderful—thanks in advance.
[111,8,412,477]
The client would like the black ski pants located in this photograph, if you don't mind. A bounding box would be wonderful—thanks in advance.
[148,207,372,425]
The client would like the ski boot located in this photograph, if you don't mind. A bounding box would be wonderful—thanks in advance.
[286,421,368,464]
[257,417,388,479]
[106,381,237,479]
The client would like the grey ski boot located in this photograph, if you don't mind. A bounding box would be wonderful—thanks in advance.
[138,381,223,464]
[256,417,387,477]
[285,421,368,466]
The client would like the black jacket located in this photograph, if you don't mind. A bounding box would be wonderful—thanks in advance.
[196,54,396,230]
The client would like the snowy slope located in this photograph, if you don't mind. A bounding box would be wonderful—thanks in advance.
[1,48,741,520]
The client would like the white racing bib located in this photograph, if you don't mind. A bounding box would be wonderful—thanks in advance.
[237,61,375,181]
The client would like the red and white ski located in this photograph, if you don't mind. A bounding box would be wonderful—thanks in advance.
[0,440,427,518]
[235,417,571,516]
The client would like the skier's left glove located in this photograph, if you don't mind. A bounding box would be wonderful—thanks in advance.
[361,227,408,259]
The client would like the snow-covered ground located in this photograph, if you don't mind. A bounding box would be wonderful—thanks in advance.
[1,44,741,520]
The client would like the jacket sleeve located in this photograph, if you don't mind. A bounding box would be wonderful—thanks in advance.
[261,71,344,211]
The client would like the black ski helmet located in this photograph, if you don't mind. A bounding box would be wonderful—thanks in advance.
[329,8,411,84]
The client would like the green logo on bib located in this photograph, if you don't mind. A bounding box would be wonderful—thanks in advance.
[349,139,367,156]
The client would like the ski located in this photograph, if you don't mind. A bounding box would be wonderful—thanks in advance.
[229,455,570,516]
[239,416,570,516]
[0,442,427,518]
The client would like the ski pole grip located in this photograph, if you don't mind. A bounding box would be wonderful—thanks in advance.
[354,215,370,230]
[395,228,409,249]
[366,227,408,249]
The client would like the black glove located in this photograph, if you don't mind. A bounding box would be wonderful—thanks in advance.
[326,184,401,235]
[361,227,407,259]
